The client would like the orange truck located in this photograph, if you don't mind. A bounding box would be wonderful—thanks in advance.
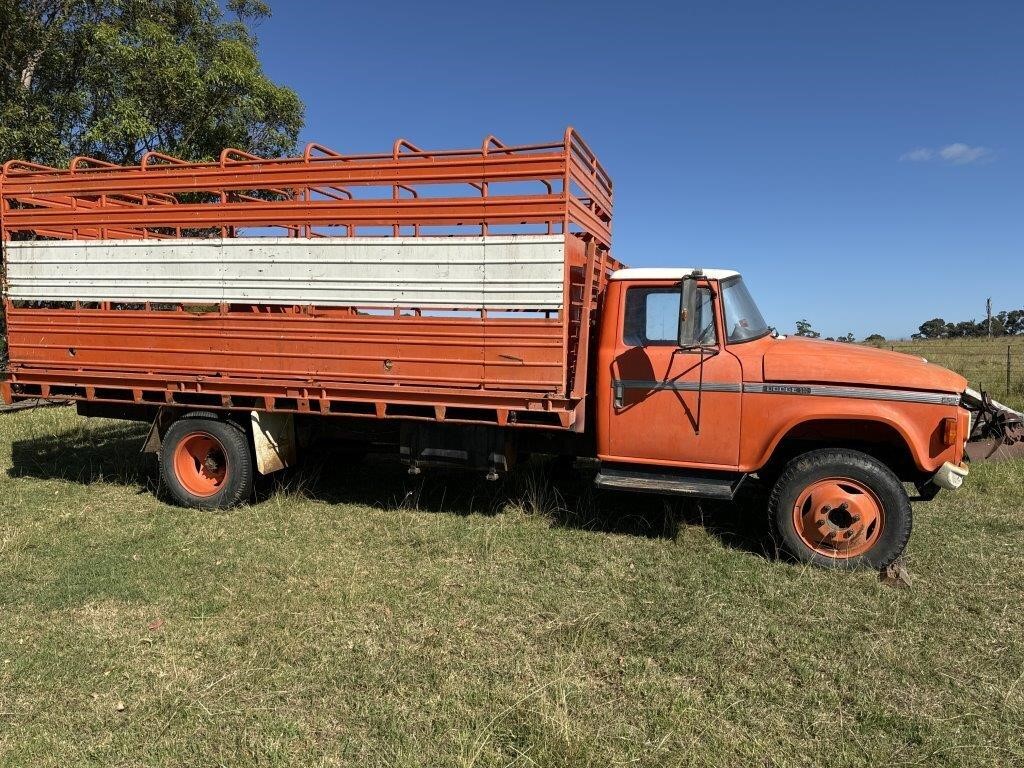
[2,129,1021,569]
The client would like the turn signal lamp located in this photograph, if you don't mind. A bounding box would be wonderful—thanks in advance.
[942,417,958,447]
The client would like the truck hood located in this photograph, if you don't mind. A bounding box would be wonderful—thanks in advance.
[761,337,967,394]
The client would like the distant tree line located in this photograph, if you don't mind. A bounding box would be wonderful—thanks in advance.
[913,311,1024,339]
[793,309,1024,344]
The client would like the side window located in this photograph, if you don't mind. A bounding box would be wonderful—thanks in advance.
[623,286,717,346]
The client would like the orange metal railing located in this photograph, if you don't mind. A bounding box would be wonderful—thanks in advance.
[0,128,613,247]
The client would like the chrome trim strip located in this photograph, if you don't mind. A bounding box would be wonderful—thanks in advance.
[614,379,742,393]
[611,379,960,406]
[742,382,960,406]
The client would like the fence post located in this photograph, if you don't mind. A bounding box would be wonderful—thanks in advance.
[1008,345,1012,396]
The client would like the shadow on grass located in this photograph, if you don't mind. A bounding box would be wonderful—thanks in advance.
[579,480,777,558]
[8,422,776,560]
[257,444,778,561]
[9,420,154,488]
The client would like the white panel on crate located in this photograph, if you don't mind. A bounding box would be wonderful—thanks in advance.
[3,235,566,309]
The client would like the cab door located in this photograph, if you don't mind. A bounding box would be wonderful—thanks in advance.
[604,280,742,469]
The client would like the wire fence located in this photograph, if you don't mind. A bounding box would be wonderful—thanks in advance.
[878,340,1024,407]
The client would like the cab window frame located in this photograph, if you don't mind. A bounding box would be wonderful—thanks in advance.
[622,284,718,348]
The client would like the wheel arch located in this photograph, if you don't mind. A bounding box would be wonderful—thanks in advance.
[757,416,925,482]
[142,407,249,455]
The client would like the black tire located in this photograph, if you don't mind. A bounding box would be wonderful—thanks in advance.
[159,414,253,509]
[768,448,911,570]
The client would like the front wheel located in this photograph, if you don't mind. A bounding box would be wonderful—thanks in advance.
[768,448,912,570]
[160,415,253,509]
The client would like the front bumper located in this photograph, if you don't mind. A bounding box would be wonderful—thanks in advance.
[931,461,969,491]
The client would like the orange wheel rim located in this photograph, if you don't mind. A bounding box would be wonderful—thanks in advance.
[172,432,228,497]
[792,477,884,559]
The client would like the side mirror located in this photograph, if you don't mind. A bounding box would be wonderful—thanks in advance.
[677,273,701,347]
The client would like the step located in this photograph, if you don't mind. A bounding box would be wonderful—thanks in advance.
[594,467,746,500]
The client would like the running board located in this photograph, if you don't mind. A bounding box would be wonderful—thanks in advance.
[594,467,747,500]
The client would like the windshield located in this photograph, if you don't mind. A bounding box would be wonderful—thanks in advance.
[721,277,770,343]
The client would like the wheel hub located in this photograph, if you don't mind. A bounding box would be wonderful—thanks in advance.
[793,477,884,558]
[172,432,228,497]
[823,502,856,530]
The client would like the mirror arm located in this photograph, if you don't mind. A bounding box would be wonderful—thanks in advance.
[695,344,706,436]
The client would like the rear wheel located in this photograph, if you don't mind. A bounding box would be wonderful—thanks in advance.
[769,448,911,569]
[160,415,253,509]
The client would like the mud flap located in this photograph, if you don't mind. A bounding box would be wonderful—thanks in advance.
[140,407,176,454]
[250,411,296,475]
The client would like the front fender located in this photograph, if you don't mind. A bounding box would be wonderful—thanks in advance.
[740,394,961,474]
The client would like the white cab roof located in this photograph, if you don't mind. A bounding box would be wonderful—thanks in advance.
[609,268,740,281]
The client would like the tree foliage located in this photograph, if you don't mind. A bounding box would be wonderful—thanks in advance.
[0,0,304,167]
[794,319,820,338]
[793,307,1024,345]
[912,310,1024,339]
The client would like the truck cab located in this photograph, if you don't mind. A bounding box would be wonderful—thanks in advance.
[594,268,973,568]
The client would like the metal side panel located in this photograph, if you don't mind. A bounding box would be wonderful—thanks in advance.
[4,235,566,309]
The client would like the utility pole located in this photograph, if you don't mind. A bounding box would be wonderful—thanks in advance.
[987,297,993,338]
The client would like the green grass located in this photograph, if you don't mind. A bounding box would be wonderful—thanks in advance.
[1,407,1023,767]
[871,337,1024,410]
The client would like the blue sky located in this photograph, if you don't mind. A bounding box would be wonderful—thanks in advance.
[252,0,1022,339]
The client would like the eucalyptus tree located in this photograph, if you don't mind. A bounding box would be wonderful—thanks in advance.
[0,0,303,166]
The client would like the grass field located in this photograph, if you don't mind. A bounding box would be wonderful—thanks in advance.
[1,407,1023,767]
[870,337,1024,410]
